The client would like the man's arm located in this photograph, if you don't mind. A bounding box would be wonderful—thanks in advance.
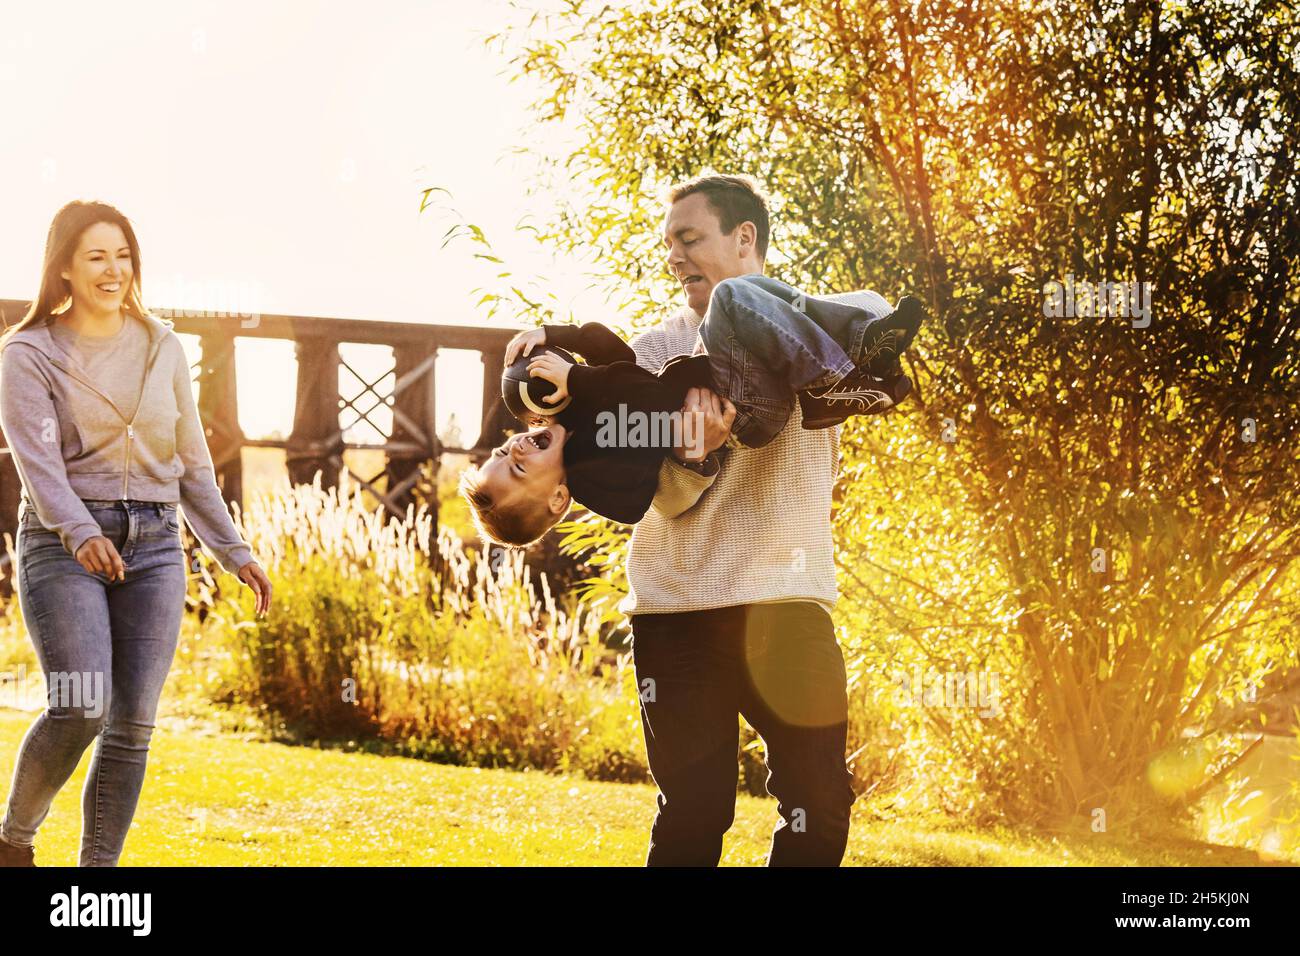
[649,453,720,518]
[648,387,734,517]
[629,326,734,517]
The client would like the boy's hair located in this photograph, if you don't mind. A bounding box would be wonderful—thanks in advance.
[666,173,771,261]
[458,464,568,547]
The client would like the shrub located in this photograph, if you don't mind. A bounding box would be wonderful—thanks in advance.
[185,471,649,782]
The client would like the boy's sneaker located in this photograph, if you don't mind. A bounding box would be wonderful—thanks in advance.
[0,836,36,867]
[857,295,925,375]
[799,365,912,429]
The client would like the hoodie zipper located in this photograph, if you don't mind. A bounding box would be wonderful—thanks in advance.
[122,424,134,497]
[36,324,166,501]
[120,344,163,498]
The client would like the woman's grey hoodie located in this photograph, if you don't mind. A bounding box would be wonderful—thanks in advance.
[0,311,253,573]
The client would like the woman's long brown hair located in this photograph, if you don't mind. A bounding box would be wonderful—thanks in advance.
[0,200,149,346]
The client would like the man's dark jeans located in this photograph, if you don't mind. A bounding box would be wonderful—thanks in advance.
[631,601,857,866]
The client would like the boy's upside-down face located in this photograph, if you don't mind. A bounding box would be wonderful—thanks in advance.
[478,422,571,517]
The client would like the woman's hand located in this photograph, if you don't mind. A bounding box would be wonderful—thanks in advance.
[237,561,273,617]
[505,328,547,366]
[527,351,572,405]
[75,536,126,581]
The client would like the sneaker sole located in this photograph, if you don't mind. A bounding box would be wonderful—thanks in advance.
[860,297,924,375]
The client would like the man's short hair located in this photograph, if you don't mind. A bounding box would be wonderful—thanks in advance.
[458,465,566,547]
[666,173,770,261]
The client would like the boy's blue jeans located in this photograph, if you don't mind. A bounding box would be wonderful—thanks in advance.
[0,499,186,866]
[698,274,888,446]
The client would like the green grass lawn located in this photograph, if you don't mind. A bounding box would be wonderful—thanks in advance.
[0,709,1283,867]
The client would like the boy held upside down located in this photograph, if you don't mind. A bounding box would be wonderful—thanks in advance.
[461,274,923,546]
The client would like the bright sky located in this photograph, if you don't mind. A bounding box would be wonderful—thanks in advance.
[0,0,617,446]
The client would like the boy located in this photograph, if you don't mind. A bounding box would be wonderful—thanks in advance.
[461,274,923,544]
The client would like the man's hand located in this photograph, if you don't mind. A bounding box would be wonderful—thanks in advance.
[75,536,126,581]
[505,328,547,366]
[674,387,736,463]
[527,351,572,405]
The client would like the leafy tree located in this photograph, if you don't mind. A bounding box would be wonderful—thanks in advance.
[487,0,1300,828]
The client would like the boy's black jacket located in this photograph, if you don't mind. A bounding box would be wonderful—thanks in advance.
[542,322,713,524]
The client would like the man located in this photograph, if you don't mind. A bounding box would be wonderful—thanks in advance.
[626,173,879,866]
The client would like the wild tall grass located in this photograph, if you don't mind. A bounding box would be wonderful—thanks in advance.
[185,472,648,782]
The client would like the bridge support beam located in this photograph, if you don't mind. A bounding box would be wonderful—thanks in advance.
[287,337,344,489]
[388,343,439,527]
[197,331,245,510]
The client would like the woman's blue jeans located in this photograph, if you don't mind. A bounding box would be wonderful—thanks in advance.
[0,499,186,866]
[699,274,886,447]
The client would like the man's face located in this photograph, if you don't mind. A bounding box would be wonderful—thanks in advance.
[663,192,760,316]
[476,423,569,513]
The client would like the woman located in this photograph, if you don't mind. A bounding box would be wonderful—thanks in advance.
[0,200,272,867]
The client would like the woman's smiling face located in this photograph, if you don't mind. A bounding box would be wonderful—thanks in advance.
[61,221,133,315]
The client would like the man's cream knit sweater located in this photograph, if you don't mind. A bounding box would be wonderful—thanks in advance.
[619,290,890,617]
